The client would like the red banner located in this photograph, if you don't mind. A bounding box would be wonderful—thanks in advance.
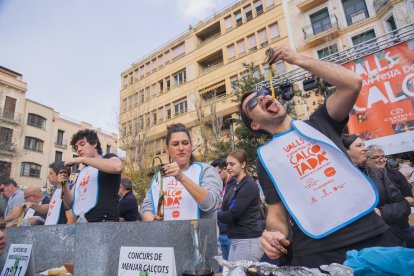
[342,41,414,154]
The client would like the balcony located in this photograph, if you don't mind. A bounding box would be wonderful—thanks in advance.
[198,50,224,76]
[297,0,328,12]
[0,108,23,124]
[302,14,340,47]
[374,0,389,13]
[197,21,221,48]
[199,62,224,76]
[0,143,16,156]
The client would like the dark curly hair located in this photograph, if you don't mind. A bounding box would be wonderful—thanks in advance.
[70,129,103,155]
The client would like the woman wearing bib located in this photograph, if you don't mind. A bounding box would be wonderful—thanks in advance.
[141,123,222,221]
[218,149,264,262]
[342,134,410,247]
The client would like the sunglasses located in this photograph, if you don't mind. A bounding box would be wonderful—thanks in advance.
[246,89,270,111]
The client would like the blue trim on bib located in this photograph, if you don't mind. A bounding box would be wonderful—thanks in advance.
[192,162,204,219]
[72,165,100,216]
[257,122,379,239]
[149,175,156,214]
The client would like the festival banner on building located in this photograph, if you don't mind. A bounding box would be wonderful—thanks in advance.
[343,40,414,155]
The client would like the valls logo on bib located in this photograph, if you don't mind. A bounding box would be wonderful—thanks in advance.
[79,174,91,193]
[164,179,183,207]
[285,139,329,177]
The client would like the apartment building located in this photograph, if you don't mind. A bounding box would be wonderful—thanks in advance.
[120,0,290,166]
[284,0,414,113]
[0,66,118,188]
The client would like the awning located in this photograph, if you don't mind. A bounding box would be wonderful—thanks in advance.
[199,81,225,94]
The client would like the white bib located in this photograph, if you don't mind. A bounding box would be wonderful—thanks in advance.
[150,163,203,220]
[45,188,63,225]
[258,120,378,239]
[72,166,99,216]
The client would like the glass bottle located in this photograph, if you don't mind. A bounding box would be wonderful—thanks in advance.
[182,220,214,276]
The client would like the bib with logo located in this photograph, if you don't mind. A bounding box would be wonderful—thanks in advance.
[257,120,378,239]
[150,162,203,220]
[45,188,63,225]
[72,166,99,216]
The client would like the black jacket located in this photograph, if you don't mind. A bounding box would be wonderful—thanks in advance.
[218,176,237,234]
[364,166,411,228]
[119,191,141,221]
[384,166,413,198]
[218,176,263,239]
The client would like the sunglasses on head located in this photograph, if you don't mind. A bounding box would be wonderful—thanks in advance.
[246,89,270,111]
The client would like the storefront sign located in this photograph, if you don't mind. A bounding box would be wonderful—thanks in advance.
[118,247,176,276]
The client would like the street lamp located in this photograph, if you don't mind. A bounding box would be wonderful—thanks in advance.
[225,118,236,151]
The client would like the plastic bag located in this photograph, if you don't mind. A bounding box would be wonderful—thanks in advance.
[344,246,414,276]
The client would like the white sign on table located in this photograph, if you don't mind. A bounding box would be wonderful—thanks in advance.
[118,246,176,276]
[1,244,35,276]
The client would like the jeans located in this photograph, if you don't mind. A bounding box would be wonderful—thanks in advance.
[228,237,263,262]
[218,234,231,260]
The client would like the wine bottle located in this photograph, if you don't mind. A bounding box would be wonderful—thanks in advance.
[182,220,214,276]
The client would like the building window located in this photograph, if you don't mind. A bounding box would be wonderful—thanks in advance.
[172,42,185,61]
[269,23,280,40]
[173,70,186,87]
[145,87,150,100]
[244,5,253,21]
[152,84,157,97]
[56,129,64,146]
[174,99,187,116]
[139,90,144,104]
[230,75,239,92]
[55,151,63,162]
[24,136,44,152]
[342,0,369,26]
[265,0,274,9]
[138,116,144,130]
[310,8,332,36]
[317,44,339,59]
[139,65,144,79]
[145,113,150,128]
[106,145,111,154]
[275,62,286,75]
[0,127,13,151]
[3,96,17,120]
[158,107,164,123]
[225,16,233,31]
[27,113,46,129]
[234,10,242,26]
[385,15,397,32]
[254,0,263,15]
[145,62,150,75]
[351,29,376,45]
[21,162,41,178]
[258,28,268,47]
[227,44,235,61]
[237,39,245,56]
[152,110,157,125]
[166,78,171,91]
[247,34,257,52]
[158,80,164,93]
[166,106,171,120]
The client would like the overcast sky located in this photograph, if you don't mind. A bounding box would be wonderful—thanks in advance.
[0,0,236,134]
